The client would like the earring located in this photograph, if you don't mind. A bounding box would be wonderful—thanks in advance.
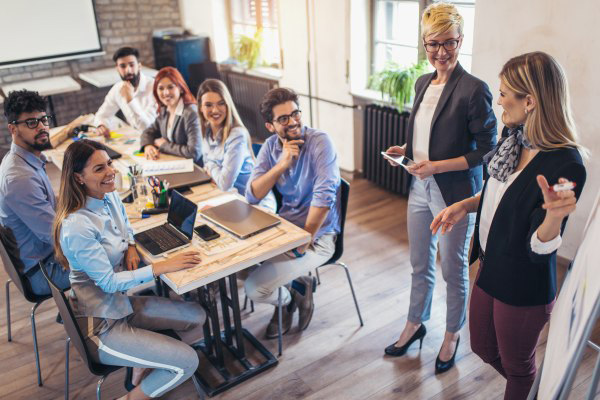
[525,109,528,115]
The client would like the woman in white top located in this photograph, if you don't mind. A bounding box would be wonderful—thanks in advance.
[140,67,203,164]
[431,51,586,400]
[384,2,496,374]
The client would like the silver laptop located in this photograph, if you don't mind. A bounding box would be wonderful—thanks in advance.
[200,199,280,239]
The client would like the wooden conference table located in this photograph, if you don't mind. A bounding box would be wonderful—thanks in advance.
[45,123,311,396]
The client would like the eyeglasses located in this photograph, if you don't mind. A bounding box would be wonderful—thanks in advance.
[10,115,54,129]
[423,37,461,53]
[273,110,302,126]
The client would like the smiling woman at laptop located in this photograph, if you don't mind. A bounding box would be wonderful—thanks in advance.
[52,139,205,399]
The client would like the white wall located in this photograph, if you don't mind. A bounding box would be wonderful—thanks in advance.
[471,0,600,259]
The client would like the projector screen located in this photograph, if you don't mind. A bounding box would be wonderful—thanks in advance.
[0,0,103,68]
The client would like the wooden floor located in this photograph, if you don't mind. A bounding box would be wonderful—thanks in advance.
[1,177,598,399]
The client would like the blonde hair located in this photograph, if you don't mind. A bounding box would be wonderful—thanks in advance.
[52,140,107,269]
[500,51,584,153]
[421,2,464,39]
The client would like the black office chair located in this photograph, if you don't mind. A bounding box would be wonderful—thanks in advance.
[274,179,364,356]
[0,225,52,386]
[39,264,123,400]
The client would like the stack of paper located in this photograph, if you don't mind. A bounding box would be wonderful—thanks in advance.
[141,159,194,176]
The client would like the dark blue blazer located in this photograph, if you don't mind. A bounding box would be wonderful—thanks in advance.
[405,62,497,206]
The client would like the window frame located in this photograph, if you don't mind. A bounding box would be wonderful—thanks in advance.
[227,0,282,69]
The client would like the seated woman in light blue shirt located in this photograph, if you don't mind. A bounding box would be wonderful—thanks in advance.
[197,79,276,211]
[52,139,205,399]
[197,79,255,194]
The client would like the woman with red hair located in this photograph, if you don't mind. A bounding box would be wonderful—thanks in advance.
[140,67,202,164]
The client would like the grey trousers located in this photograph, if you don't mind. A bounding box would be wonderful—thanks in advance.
[406,176,475,333]
[244,233,336,306]
[81,295,205,398]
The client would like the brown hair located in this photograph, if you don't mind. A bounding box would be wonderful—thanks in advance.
[52,140,108,269]
[153,67,196,112]
[500,51,584,153]
[259,87,299,123]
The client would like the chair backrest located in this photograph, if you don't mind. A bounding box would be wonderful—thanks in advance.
[327,179,349,264]
[0,225,44,303]
[39,265,118,377]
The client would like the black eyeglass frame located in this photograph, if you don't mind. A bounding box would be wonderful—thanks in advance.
[423,36,462,53]
[272,109,302,126]
[10,115,54,129]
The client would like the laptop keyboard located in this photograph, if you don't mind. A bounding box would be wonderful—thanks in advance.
[136,224,187,255]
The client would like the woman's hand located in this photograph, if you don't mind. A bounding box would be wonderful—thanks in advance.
[385,145,406,166]
[125,245,140,271]
[537,175,577,221]
[431,201,468,235]
[409,160,438,179]
[144,145,160,160]
[154,137,168,148]
[153,250,202,275]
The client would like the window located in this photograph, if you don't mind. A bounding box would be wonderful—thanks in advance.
[229,0,281,68]
[371,0,475,74]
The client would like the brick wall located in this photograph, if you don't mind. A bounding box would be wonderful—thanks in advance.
[0,0,182,145]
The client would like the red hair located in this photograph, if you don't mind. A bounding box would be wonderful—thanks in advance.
[153,67,195,111]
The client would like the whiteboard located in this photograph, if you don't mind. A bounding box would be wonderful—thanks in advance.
[0,0,102,68]
[539,188,600,399]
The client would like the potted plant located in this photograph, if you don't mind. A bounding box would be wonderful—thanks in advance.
[233,28,263,70]
[368,59,429,112]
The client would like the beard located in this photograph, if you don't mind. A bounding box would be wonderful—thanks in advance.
[279,123,302,141]
[121,71,141,88]
[28,131,53,151]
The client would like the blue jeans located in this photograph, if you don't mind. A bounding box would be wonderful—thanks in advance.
[406,176,475,333]
[27,254,71,295]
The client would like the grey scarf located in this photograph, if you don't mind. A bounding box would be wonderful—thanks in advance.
[483,125,533,183]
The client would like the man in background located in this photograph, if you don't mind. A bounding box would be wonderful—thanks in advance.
[94,46,157,137]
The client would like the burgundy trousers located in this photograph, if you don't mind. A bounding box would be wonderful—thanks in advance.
[469,263,554,400]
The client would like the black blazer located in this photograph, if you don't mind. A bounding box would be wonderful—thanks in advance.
[470,147,586,306]
[140,103,203,164]
[406,63,497,206]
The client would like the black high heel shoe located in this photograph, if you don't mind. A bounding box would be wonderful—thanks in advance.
[435,336,460,374]
[384,324,427,356]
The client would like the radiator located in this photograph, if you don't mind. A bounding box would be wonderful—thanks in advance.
[220,69,278,142]
[363,104,411,195]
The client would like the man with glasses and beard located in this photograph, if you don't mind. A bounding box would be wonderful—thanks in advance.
[93,46,157,138]
[244,87,341,339]
[0,90,70,294]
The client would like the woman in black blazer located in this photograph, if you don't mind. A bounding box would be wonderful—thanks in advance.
[431,52,586,399]
[140,67,203,164]
[384,3,496,373]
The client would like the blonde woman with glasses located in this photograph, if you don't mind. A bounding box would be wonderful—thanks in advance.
[431,51,586,399]
[384,2,497,373]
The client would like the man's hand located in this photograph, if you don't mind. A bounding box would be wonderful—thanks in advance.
[125,245,141,271]
[120,81,134,103]
[144,145,160,160]
[278,139,304,169]
[96,125,110,139]
[154,137,168,148]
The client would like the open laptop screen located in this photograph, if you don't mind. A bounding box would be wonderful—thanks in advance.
[167,190,197,240]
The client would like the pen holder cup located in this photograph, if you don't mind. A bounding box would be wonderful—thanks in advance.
[152,191,169,208]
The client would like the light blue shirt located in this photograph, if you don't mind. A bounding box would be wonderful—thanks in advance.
[60,191,154,293]
[0,143,56,272]
[202,125,254,195]
[246,126,341,240]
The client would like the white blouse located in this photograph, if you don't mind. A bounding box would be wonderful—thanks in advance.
[479,173,562,255]
[412,83,445,163]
